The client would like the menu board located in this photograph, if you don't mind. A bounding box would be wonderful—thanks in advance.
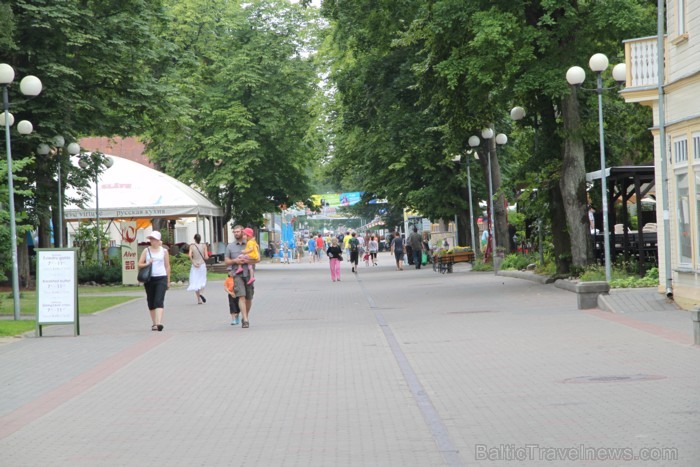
[36,249,78,325]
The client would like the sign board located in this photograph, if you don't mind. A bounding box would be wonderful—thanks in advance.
[36,248,79,336]
[120,221,139,285]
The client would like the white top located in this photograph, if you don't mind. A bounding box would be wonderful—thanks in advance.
[148,247,167,277]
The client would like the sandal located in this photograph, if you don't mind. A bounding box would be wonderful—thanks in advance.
[157,324,164,331]
[241,320,249,328]
[151,325,158,331]
[200,295,206,303]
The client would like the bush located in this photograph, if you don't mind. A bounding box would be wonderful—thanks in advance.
[77,263,122,284]
[579,264,660,288]
[169,254,191,282]
[471,259,493,272]
[501,253,538,271]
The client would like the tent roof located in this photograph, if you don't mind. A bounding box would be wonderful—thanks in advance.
[64,155,223,220]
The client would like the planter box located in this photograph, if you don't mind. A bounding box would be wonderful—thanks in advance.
[433,251,475,273]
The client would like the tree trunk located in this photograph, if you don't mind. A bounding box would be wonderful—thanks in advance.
[550,183,572,275]
[560,89,592,268]
[38,215,52,249]
[456,211,468,247]
[18,239,31,289]
[488,135,509,253]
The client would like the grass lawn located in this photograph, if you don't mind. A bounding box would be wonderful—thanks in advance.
[0,320,36,337]
[78,285,144,294]
[207,271,229,281]
[0,292,138,316]
[0,292,139,338]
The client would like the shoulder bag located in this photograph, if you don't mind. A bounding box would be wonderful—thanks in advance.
[138,249,153,283]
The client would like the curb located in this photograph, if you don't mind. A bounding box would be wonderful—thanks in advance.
[496,270,555,284]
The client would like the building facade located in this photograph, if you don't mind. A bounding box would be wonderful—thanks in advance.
[621,0,700,307]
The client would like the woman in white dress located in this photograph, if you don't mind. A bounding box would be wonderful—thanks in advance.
[187,234,209,304]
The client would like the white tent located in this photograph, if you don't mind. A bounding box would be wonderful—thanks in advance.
[64,155,223,220]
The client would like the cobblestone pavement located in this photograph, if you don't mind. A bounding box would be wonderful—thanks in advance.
[1,253,698,466]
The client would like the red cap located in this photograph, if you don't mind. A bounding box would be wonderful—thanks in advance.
[243,227,254,237]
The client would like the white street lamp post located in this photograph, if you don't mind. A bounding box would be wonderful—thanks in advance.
[79,153,114,267]
[1,63,42,320]
[52,135,65,247]
[470,130,507,269]
[39,135,73,248]
[466,152,477,253]
[567,54,626,282]
[453,151,478,252]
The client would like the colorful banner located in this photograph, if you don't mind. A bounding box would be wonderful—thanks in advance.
[120,222,139,285]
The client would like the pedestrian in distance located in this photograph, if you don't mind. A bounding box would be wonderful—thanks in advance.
[408,227,423,269]
[368,235,379,266]
[296,237,305,262]
[187,233,209,304]
[343,231,352,256]
[348,231,360,273]
[224,270,241,325]
[326,237,343,282]
[315,233,325,261]
[281,240,291,264]
[138,231,171,331]
[307,236,317,263]
[390,231,404,271]
[225,225,260,329]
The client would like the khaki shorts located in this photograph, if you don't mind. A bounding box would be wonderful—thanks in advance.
[233,274,255,300]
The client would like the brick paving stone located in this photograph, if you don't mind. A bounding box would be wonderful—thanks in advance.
[0,254,697,466]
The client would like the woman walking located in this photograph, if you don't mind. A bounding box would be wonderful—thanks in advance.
[187,233,209,304]
[138,231,171,331]
[326,237,343,282]
[368,235,379,266]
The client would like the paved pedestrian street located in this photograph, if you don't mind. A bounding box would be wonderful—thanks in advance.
[1,255,698,466]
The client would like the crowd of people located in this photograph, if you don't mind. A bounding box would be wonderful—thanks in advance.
[136,226,435,331]
[269,228,433,278]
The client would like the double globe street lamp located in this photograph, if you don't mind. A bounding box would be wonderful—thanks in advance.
[452,151,478,252]
[1,63,42,320]
[566,53,626,282]
[37,137,81,248]
[469,129,507,269]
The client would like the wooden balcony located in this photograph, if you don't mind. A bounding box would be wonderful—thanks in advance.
[620,36,664,104]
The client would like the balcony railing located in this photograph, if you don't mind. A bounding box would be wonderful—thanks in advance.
[623,36,661,88]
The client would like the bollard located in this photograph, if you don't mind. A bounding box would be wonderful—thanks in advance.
[693,308,700,346]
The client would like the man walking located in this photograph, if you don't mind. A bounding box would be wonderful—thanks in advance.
[407,227,424,269]
[307,236,317,263]
[224,225,259,328]
[348,232,360,273]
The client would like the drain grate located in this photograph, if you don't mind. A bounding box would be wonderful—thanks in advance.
[562,374,666,384]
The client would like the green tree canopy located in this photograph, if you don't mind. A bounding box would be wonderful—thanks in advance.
[143,0,323,227]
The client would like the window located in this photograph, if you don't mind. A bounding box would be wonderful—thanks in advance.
[677,0,686,35]
[695,172,700,265]
[674,137,688,164]
[694,133,700,160]
[677,173,692,265]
